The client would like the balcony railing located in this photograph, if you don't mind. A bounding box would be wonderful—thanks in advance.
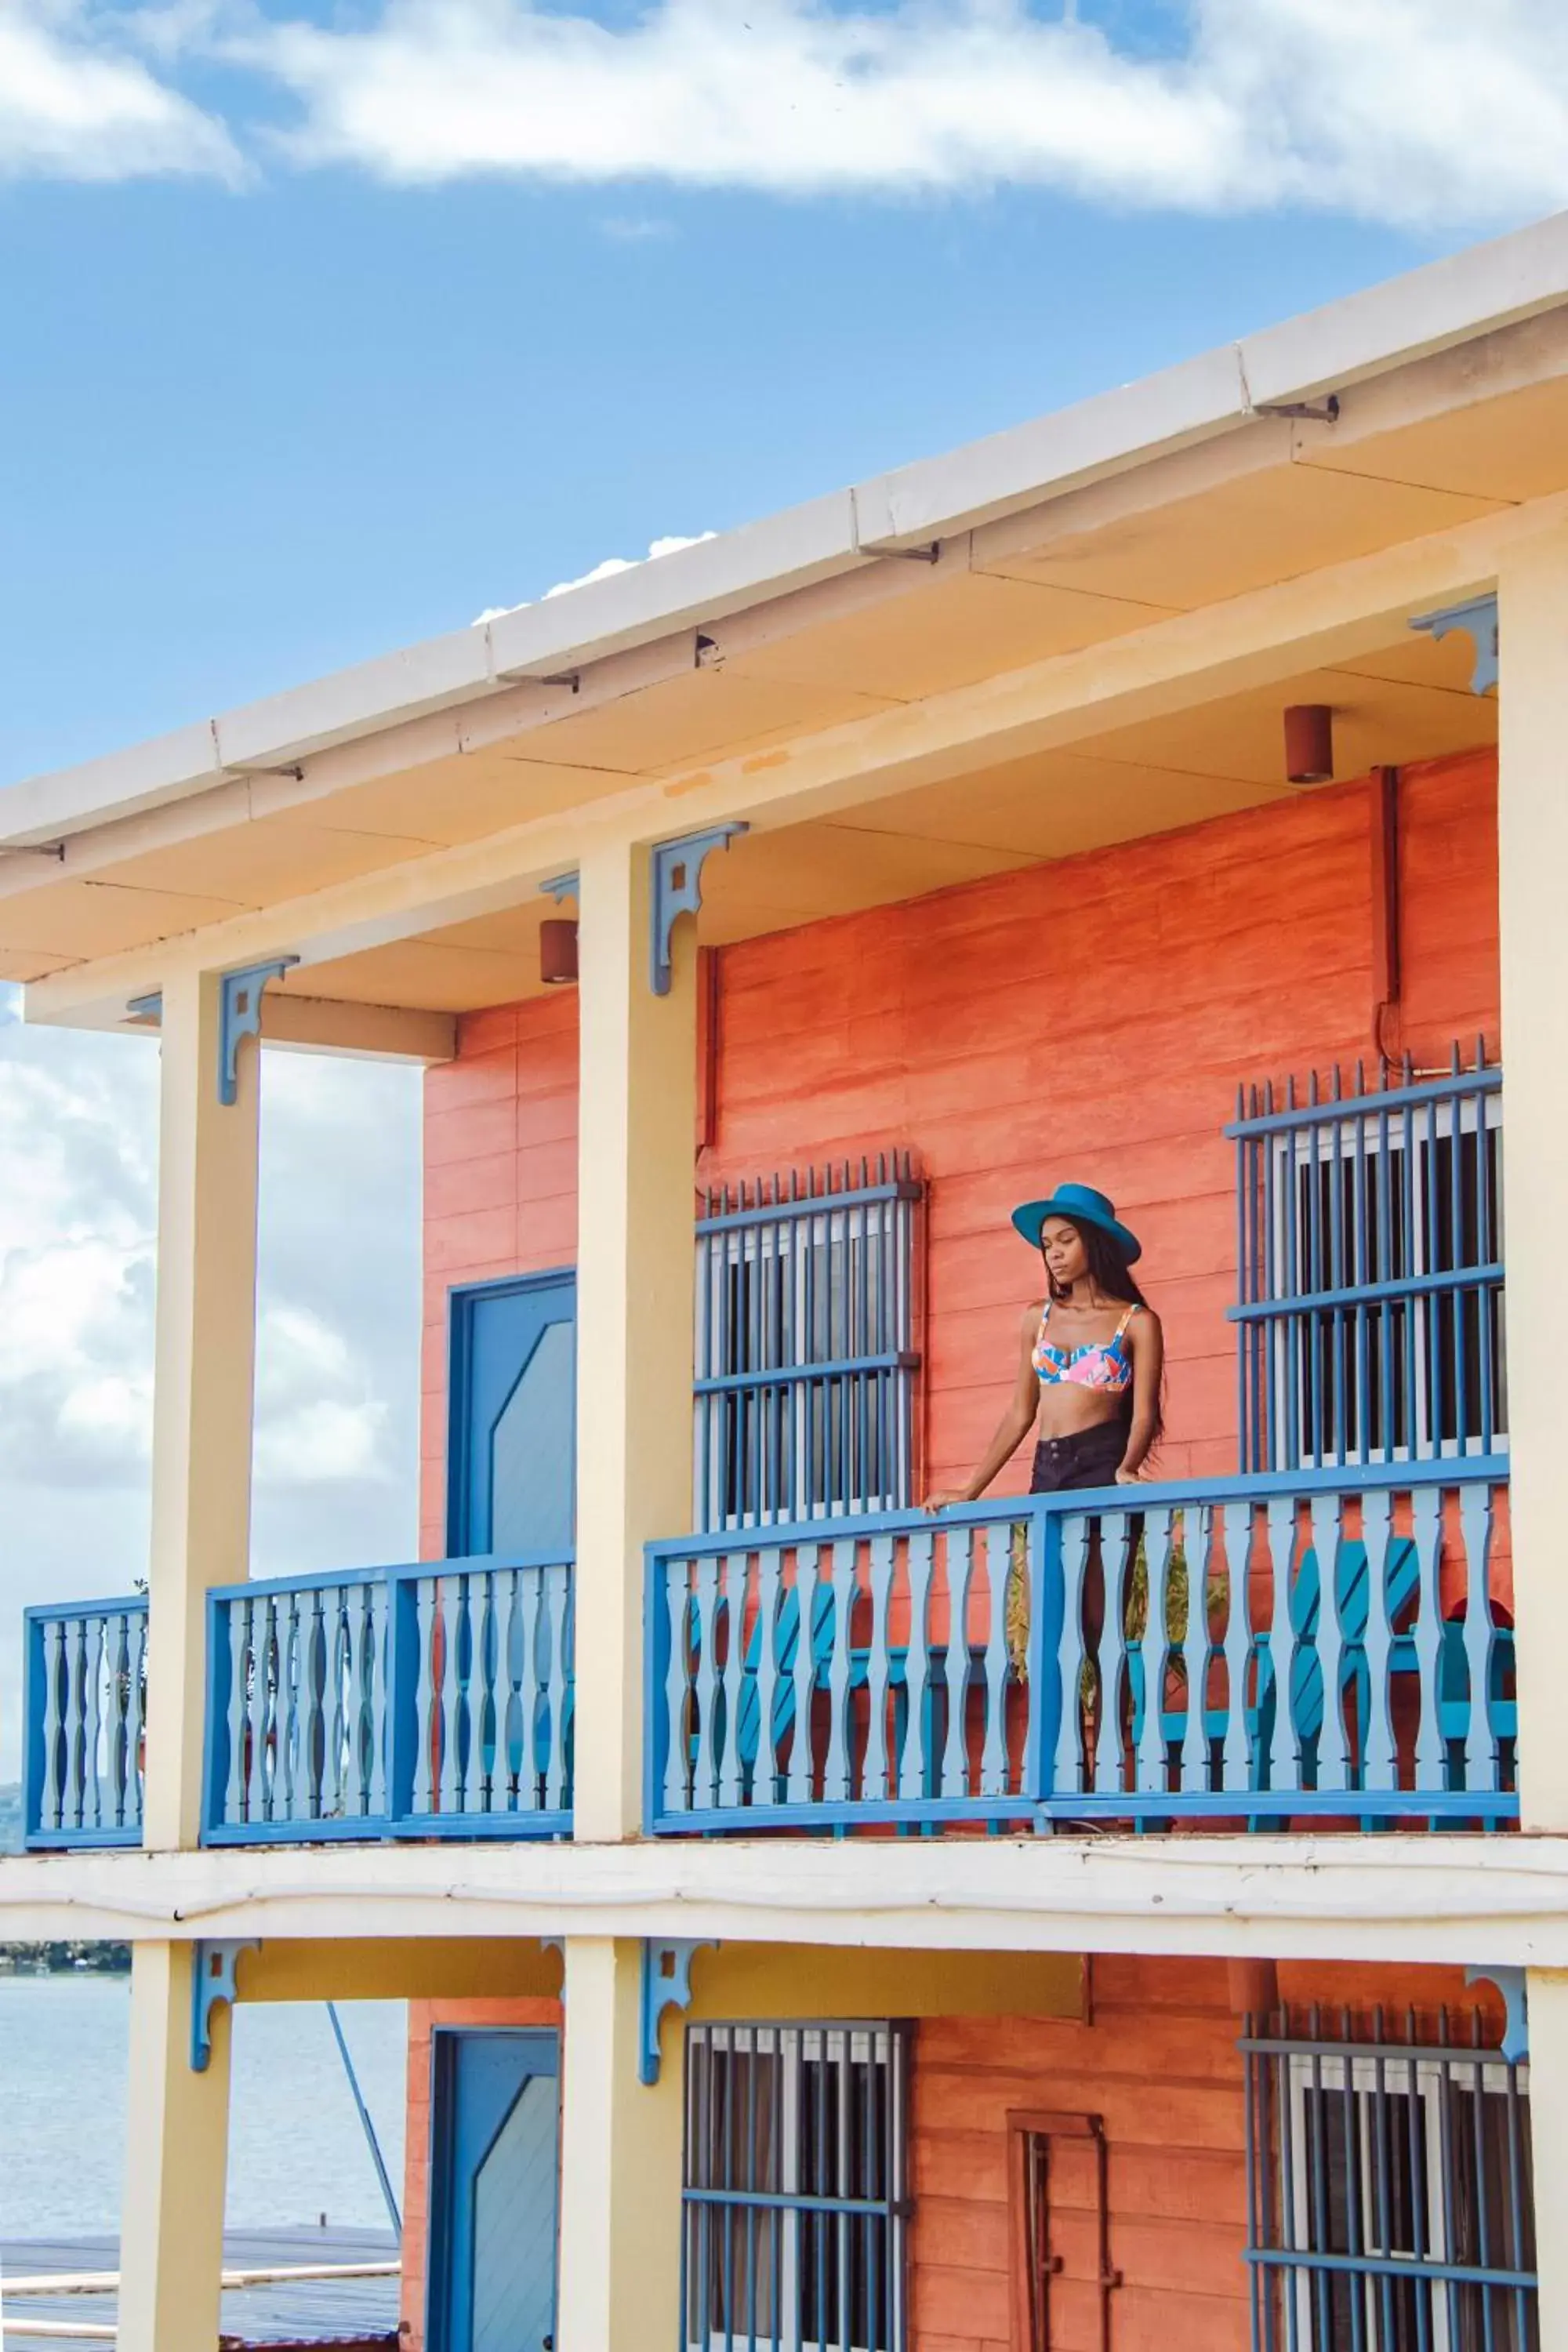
[24,1595,148,1849]
[202,1555,575,1845]
[644,1463,1515,1834]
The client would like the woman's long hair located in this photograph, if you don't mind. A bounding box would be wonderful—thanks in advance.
[1045,1219,1164,1454]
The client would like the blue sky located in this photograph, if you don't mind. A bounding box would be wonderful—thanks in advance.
[3,176,1440,786]
[0,0,1563,1772]
[5,0,1566,782]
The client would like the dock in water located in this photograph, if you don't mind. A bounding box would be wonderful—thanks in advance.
[1,2226,400,2347]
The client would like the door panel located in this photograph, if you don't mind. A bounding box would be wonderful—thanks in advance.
[429,2028,561,2352]
[448,1273,576,1556]
[471,2071,560,2352]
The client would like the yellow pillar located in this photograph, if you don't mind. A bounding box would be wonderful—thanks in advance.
[143,964,261,1851]
[1525,1972,1568,2332]
[118,1941,234,2352]
[121,968,260,2352]
[572,837,698,1841]
[1497,527,1568,1835]
[555,1938,685,2352]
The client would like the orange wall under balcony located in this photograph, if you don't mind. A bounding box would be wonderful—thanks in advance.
[397,1958,1508,2352]
[420,750,1500,1553]
[907,1953,1507,2352]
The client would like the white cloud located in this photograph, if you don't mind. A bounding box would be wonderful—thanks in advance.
[0,1021,420,1769]
[0,1018,419,1549]
[472,529,717,626]
[0,0,239,183]
[223,0,1568,227]
[9,0,1568,227]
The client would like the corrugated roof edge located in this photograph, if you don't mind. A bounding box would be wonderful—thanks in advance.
[5,207,1568,854]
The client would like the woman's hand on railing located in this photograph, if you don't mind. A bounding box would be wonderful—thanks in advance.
[1114,1466,1144,1485]
[923,1490,972,1514]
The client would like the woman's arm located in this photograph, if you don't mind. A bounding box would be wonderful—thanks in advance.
[1116,1308,1165,1480]
[925,1305,1039,1508]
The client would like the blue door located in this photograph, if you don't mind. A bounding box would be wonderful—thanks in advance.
[427,2028,561,2352]
[448,1272,576,1556]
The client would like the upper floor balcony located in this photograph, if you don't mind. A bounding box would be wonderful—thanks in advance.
[10,296,1557,1867]
[26,1033,1516,1852]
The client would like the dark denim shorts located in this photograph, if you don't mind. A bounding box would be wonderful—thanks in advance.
[1029,1421,1127,1493]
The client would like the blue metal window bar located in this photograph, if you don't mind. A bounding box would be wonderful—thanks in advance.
[681,2020,909,2352]
[1243,2002,1537,2350]
[695,1155,922,1533]
[1230,1044,1504,1475]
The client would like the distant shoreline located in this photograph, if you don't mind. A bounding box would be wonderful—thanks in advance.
[0,1944,131,1977]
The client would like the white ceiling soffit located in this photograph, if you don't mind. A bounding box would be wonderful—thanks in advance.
[5,210,1568,856]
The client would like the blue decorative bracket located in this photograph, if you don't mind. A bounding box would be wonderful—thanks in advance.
[649,826,747,995]
[219,959,299,1104]
[1465,1965,1529,2063]
[191,1937,260,2071]
[539,873,579,904]
[639,1938,715,2085]
[1410,593,1498,695]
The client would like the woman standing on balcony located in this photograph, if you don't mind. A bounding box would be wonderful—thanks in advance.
[926,1181,1163,1508]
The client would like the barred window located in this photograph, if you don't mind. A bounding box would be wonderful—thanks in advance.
[1231,1050,1504,1472]
[682,2021,909,2352]
[1244,2009,1537,2350]
[694,1158,921,1531]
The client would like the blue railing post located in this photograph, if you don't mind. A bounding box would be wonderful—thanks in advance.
[201,1587,232,1842]
[1025,1503,1063,1807]
[387,1568,422,1828]
[644,1540,670,1836]
[23,1608,46,1844]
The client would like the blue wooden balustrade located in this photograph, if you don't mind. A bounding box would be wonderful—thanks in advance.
[24,1595,148,1849]
[202,1555,574,1844]
[644,1462,1515,1834]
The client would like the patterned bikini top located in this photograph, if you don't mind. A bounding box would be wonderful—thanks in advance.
[1033,1301,1138,1392]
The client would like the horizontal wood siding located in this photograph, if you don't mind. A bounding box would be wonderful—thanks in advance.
[421,992,579,1557]
[422,750,1498,1534]
[395,1965,1502,2351]
[908,1953,1508,2352]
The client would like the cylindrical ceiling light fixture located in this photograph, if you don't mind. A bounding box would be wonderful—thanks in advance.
[539,918,579,986]
[1283,703,1334,786]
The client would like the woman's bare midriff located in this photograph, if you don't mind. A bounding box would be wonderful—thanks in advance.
[1034,1388,1126,1441]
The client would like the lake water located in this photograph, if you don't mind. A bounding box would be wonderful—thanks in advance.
[0,1976,408,2240]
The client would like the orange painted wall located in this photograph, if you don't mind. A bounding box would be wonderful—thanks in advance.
[421,750,1499,1535]
[908,1953,1508,2352]
[421,989,579,1555]
[393,1960,1502,2352]
[398,1994,564,2350]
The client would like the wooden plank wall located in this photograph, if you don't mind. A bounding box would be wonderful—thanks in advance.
[392,1958,1502,2352]
[420,987,579,1556]
[908,1955,1507,2352]
[421,749,1499,1541]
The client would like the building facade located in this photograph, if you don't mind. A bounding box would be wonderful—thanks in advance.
[5,213,1568,2352]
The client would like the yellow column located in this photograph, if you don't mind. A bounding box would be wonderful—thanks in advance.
[118,1942,234,2352]
[121,968,260,2352]
[572,837,697,1841]
[143,964,262,1848]
[1525,1972,1568,2331]
[555,1939,685,2352]
[1497,527,1568,1835]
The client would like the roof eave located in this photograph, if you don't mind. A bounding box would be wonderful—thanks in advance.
[6,206,1568,855]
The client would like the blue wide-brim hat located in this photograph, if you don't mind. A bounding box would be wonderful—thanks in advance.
[1011,1181,1142,1264]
